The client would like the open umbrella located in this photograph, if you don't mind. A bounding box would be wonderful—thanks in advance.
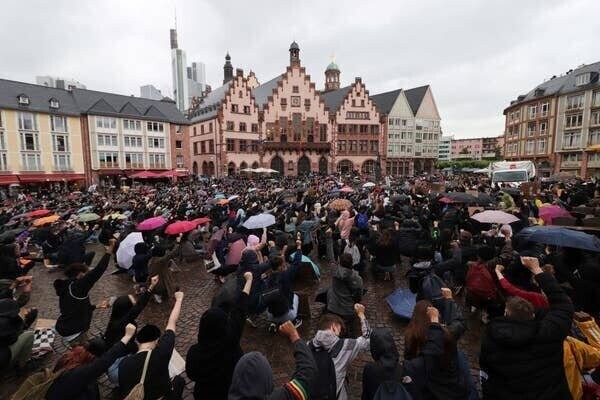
[198,190,208,197]
[340,186,354,193]
[192,217,211,226]
[471,210,519,224]
[446,192,478,204]
[103,212,126,221]
[538,205,571,225]
[438,197,458,204]
[27,209,52,218]
[77,205,93,214]
[165,220,197,235]
[33,215,61,227]
[217,199,229,206]
[516,226,600,252]
[272,188,284,193]
[243,213,276,229]
[0,228,26,243]
[362,182,376,188]
[137,216,167,231]
[329,198,352,211]
[116,232,144,269]
[228,195,240,201]
[476,193,497,205]
[215,194,226,200]
[78,213,101,223]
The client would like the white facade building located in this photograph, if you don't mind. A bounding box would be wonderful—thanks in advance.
[438,135,453,160]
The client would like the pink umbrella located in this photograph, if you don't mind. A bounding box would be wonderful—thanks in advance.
[137,216,167,231]
[538,205,571,225]
[471,210,519,224]
[340,186,354,193]
[192,217,211,226]
[165,220,196,235]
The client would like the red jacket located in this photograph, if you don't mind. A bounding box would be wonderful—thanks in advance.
[499,277,549,308]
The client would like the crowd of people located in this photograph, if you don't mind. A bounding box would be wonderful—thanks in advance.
[0,171,599,399]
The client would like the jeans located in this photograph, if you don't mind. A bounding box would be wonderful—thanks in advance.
[266,294,299,324]
[107,356,125,384]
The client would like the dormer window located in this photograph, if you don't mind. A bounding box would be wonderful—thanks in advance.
[49,98,60,109]
[576,73,591,86]
[18,94,30,106]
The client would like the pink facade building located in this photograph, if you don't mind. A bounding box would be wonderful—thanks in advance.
[451,138,483,159]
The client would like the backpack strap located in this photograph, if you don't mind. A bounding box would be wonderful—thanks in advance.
[329,338,345,359]
[139,350,152,384]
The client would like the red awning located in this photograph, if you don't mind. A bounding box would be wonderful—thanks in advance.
[17,173,85,183]
[0,175,20,185]
[155,170,188,178]
[130,170,161,179]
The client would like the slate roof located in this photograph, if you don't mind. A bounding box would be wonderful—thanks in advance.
[0,79,189,124]
[319,86,352,113]
[188,82,232,122]
[404,85,429,115]
[0,79,81,116]
[251,75,283,110]
[371,89,403,115]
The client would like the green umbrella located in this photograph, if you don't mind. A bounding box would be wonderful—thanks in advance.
[78,213,101,222]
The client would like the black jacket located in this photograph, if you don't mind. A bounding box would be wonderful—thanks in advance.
[54,253,110,336]
[480,272,574,400]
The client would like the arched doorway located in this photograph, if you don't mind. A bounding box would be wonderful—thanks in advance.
[337,159,353,174]
[271,156,284,174]
[319,156,328,174]
[414,160,422,175]
[361,159,376,174]
[298,156,310,175]
[193,161,198,175]
[252,161,259,169]
[208,161,215,177]
[240,161,248,172]
[228,162,236,176]
[201,161,208,175]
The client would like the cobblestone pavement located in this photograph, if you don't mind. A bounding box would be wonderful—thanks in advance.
[1,245,482,399]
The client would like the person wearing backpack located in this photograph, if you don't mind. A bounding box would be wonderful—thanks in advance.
[310,304,371,400]
[465,246,502,321]
[40,323,137,400]
[118,291,185,400]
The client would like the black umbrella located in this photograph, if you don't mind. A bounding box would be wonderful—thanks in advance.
[476,193,496,205]
[446,192,478,204]
[0,228,26,243]
[517,226,600,252]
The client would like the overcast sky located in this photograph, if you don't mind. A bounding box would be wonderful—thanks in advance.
[3,0,600,138]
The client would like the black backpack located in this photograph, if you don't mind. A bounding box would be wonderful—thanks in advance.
[309,339,345,400]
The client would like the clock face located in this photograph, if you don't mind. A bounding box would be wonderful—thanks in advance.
[291,96,301,107]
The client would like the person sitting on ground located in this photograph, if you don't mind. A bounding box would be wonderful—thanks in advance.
[480,256,575,399]
[148,235,182,303]
[53,239,115,343]
[262,239,304,330]
[130,242,151,285]
[186,272,253,400]
[228,320,317,400]
[43,324,137,400]
[119,291,185,400]
[0,275,33,307]
[0,298,37,375]
[310,304,371,400]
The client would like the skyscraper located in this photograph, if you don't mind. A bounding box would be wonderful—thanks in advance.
[171,28,189,111]
[187,61,207,105]
[140,84,163,101]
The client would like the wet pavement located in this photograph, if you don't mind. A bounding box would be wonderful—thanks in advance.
[1,245,482,399]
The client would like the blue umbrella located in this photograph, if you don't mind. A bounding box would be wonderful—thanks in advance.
[288,254,321,278]
[516,226,600,252]
[77,205,93,214]
[386,288,416,319]
[215,194,226,200]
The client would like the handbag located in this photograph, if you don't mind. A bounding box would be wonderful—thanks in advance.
[123,350,152,400]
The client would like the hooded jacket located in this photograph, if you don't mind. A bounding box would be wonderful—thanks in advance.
[186,293,248,400]
[228,340,316,400]
[480,272,574,400]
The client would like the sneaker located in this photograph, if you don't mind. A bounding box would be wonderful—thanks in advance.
[293,318,303,329]
[246,317,258,328]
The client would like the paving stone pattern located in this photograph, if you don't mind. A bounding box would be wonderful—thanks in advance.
[1,247,482,399]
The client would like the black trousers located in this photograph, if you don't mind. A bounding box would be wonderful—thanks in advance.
[164,375,185,400]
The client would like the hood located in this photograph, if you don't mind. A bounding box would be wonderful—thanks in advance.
[247,235,260,247]
[197,307,229,342]
[228,351,274,400]
[487,317,538,347]
[370,328,399,371]
[240,249,259,268]
[0,298,19,318]
[53,278,70,296]
[312,330,340,351]
[109,295,133,323]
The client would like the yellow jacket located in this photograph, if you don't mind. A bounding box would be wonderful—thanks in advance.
[563,320,600,399]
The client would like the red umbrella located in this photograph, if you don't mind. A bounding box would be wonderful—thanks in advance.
[137,216,167,231]
[538,205,571,225]
[192,217,211,226]
[130,170,160,179]
[27,209,52,218]
[340,186,354,193]
[165,220,196,235]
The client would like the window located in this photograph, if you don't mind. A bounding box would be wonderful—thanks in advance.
[239,140,247,152]
[239,122,247,132]
[541,102,549,116]
[563,153,582,162]
[176,155,184,168]
[125,153,144,169]
[539,121,548,134]
[527,123,536,136]
[563,131,581,149]
[250,141,258,152]
[593,91,600,107]
[589,129,600,146]
[146,121,164,132]
[359,140,368,152]
[226,139,234,151]
[575,73,591,86]
[96,116,117,129]
[292,86,299,93]
[148,137,165,149]
[529,105,537,119]
[98,134,118,147]
[349,140,357,152]
[52,135,69,152]
[280,98,287,106]
[49,98,59,109]
[526,140,535,154]
[21,153,41,170]
[193,127,197,136]
[243,106,250,114]
[124,136,143,148]
[18,112,37,130]
[208,140,214,153]
[201,141,206,154]
[567,94,584,110]
[589,153,600,163]
[370,140,378,152]
[591,111,600,126]
[209,122,213,132]
[231,104,239,113]
[123,119,142,131]
[565,113,583,128]
[338,141,346,152]
[20,132,39,151]
[53,154,71,170]
[98,152,119,168]
[172,140,181,149]
[361,100,365,107]
[18,95,30,105]
[0,132,5,150]
[291,96,301,107]
[251,123,258,133]
[319,125,327,142]
[304,99,311,107]
[50,115,67,132]
[226,121,234,130]
[346,112,369,120]
[148,153,166,168]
